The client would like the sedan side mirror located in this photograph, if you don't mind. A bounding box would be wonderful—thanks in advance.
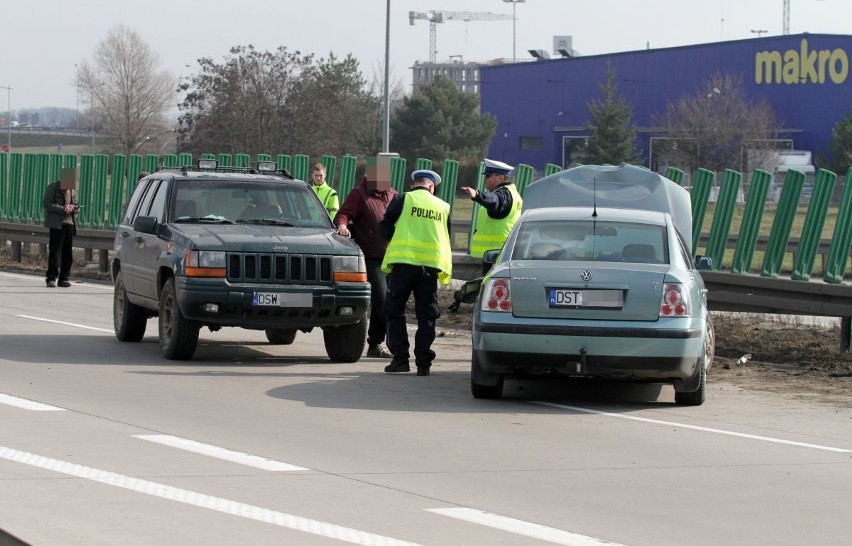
[695,255,712,270]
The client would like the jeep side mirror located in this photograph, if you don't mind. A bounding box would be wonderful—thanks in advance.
[133,215,160,235]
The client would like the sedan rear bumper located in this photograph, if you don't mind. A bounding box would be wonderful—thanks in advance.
[473,318,704,381]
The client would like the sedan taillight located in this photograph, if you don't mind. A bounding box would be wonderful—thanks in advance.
[481,278,512,312]
[660,283,690,317]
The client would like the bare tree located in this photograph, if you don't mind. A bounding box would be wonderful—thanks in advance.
[77,24,176,157]
[655,73,780,174]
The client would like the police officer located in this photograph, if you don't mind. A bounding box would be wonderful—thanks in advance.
[309,163,339,218]
[460,158,523,275]
[379,169,452,376]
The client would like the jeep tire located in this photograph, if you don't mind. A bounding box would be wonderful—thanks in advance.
[113,271,148,342]
[159,277,200,360]
[322,315,367,362]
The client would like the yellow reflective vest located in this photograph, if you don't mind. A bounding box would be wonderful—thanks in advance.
[469,183,522,259]
[312,182,339,217]
[381,190,453,285]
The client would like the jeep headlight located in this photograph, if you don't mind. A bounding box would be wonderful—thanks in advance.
[185,250,227,277]
[333,255,367,282]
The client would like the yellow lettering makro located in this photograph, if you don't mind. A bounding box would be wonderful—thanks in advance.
[755,39,848,85]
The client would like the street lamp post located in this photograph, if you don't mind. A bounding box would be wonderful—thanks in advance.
[750,29,768,38]
[503,0,526,63]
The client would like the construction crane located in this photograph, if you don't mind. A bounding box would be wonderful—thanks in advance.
[408,10,513,64]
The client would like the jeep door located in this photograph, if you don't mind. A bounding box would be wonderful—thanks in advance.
[116,178,156,296]
[132,179,171,302]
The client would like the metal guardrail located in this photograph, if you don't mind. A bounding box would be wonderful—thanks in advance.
[3,220,852,349]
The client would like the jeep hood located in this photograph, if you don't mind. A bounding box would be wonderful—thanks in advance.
[172,224,362,255]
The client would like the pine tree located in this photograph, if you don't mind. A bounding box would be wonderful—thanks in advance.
[584,64,638,165]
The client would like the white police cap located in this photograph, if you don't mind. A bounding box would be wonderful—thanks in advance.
[482,158,514,175]
[411,169,441,186]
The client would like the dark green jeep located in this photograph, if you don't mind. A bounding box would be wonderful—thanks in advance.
[111,160,370,361]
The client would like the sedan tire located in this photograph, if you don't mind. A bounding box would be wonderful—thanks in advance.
[471,350,504,399]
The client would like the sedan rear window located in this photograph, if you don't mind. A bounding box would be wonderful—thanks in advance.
[512,220,667,264]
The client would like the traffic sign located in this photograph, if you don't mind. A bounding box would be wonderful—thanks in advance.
[0,144,9,153]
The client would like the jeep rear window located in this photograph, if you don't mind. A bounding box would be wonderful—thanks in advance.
[171,180,332,228]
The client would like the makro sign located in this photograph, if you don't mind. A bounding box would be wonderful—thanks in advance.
[755,38,848,85]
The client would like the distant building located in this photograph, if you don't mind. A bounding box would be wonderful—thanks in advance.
[411,59,491,95]
[479,33,851,175]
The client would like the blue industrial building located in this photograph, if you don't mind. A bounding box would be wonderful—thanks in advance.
[479,33,851,175]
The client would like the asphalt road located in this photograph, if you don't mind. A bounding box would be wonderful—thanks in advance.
[1,271,851,546]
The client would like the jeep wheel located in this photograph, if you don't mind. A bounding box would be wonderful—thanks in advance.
[113,271,147,342]
[265,329,297,345]
[159,277,199,360]
[322,316,367,362]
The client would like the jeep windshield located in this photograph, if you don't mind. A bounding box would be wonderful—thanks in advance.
[171,180,332,228]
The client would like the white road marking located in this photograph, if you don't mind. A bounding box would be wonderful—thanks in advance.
[533,402,851,453]
[15,314,113,333]
[0,445,422,546]
[0,393,65,412]
[426,507,625,546]
[133,434,308,472]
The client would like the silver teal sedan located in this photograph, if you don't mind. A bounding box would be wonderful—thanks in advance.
[469,166,714,405]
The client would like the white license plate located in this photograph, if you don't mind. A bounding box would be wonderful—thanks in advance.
[253,292,312,307]
[548,289,622,308]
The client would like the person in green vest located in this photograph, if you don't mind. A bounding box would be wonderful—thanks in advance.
[309,163,339,218]
[379,169,452,376]
[460,158,523,276]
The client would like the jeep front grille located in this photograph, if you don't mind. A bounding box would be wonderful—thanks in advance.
[227,253,332,284]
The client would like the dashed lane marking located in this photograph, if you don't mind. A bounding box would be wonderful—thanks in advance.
[0,446,422,546]
[426,507,625,546]
[0,393,65,411]
[133,434,309,472]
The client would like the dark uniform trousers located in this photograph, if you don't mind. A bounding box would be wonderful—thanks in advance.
[384,263,442,368]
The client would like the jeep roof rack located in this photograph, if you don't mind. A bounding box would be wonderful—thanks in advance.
[156,160,295,179]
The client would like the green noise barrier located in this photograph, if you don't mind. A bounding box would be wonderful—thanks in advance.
[730,169,771,274]
[665,166,685,185]
[791,168,837,280]
[760,169,805,278]
[337,155,357,199]
[690,168,715,253]
[704,169,742,270]
[390,157,407,194]
[824,168,852,284]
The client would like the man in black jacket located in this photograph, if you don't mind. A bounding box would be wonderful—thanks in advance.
[42,175,80,288]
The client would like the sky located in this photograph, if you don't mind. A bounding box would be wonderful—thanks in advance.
[2,0,851,111]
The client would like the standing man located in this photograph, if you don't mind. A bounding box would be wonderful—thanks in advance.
[460,158,523,275]
[379,169,452,376]
[309,163,339,218]
[334,156,399,359]
[42,168,80,288]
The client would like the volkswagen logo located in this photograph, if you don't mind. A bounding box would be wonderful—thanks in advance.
[580,270,593,281]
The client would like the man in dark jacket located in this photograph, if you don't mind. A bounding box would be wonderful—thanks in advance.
[42,177,80,288]
[334,174,399,358]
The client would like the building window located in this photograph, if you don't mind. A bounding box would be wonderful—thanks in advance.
[520,136,544,151]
